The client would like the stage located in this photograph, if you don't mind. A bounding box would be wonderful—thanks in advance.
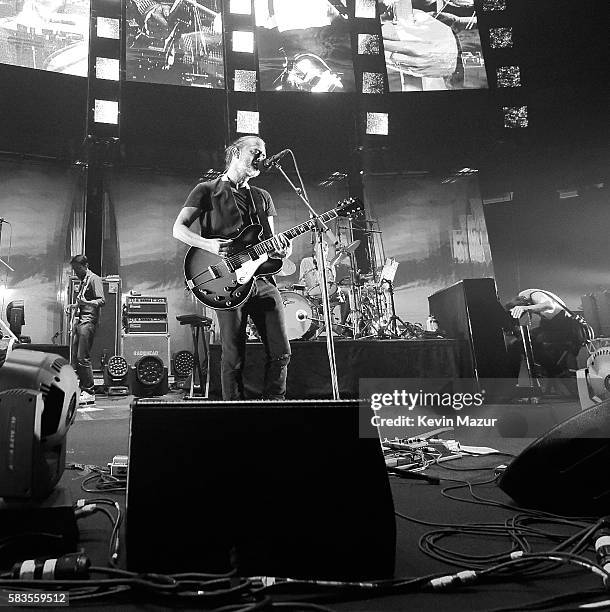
[207,338,460,399]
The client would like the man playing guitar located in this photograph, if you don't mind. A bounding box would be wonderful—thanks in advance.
[173,135,292,400]
[67,254,105,405]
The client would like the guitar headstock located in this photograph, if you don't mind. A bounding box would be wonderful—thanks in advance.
[336,197,364,219]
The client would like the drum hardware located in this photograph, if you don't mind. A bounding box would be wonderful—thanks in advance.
[328,239,361,267]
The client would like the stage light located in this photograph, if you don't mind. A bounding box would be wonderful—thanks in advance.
[482,0,506,11]
[95,57,120,81]
[0,349,79,499]
[503,106,528,128]
[489,27,513,49]
[135,356,164,386]
[236,110,259,134]
[173,350,194,379]
[497,66,521,88]
[97,17,120,39]
[362,72,384,94]
[234,69,257,92]
[358,34,381,55]
[94,100,119,124]
[104,355,129,396]
[232,31,255,53]
[129,356,168,398]
[366,112,388,135]
[230,0,251,15]
[6,300,25,337]
[355,0,376,19]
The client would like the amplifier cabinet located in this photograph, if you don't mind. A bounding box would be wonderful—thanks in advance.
[122,333,171,367]
[125,296,168,315]
[125,317,168,334]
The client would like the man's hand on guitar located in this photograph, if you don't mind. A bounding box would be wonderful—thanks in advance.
[205,238,233,256]
[269,234,292,260]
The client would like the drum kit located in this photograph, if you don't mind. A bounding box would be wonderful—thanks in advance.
[268,236,424,341]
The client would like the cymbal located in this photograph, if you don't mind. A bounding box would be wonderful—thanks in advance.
[277,258,296,276]
[328,240,360,267]
[343,239,360,253]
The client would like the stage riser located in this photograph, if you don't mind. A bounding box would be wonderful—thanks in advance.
[208,339,459,399]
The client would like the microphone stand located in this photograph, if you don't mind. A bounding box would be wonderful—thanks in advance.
[268,155,340,400]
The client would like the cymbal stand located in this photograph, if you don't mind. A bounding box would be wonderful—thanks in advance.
[270,153,340,400]
[384,280,408,338]
[336,216,362,338]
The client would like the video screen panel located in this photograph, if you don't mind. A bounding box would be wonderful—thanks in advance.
[379,0,488,91]
[0,0,90,76]
[126,0,224,88]
[254,0,355,92]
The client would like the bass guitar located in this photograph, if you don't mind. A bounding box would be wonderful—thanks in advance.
[184,198,362,310]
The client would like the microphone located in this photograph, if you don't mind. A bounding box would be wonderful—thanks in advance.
[256,149,290,170]
[0,218,7,224]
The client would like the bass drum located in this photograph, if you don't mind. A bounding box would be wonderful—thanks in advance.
[281,291,318,340]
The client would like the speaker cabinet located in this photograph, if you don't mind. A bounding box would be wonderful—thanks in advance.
[498,401,610,516]
[122,333,170,367]
[126,399,396,580]
[428,278,510,381]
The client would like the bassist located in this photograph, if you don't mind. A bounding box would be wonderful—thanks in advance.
[67,254,105,405]
[173,135,292,400]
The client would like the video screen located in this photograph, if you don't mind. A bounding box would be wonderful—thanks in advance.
[126,0,224,88]
[379,0,488,91]
[254,0,355,92]
[0,0,90,76]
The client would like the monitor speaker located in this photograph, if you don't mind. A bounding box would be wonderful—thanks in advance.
[428,278,510,381]
[126,399,396,579]
[498,400,610,516]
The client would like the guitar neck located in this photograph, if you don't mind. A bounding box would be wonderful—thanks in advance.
[254,210,339,255]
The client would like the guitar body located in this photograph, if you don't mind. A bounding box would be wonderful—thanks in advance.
[184,224,283,310]
[183,198,363,311]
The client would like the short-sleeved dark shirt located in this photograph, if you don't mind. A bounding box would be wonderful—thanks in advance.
[183,176,276,239]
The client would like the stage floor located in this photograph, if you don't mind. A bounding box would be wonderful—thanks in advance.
[207,338,460,399]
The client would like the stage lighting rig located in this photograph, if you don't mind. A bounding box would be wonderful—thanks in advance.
[0,349,79,499]
[129,355,168,398]
[103,355,129,396]
[173,350,194,379]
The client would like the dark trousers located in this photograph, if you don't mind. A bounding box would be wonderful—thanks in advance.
[216,278,291,400]
[71,320,97,394]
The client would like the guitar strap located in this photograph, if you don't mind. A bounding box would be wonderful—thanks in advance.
[248,187,273,239]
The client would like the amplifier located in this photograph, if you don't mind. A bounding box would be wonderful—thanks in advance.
[125,316,168,334]
[122,333,171,367]
[125,296,168,315]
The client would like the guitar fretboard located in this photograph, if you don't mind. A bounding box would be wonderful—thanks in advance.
[249,209,339,258]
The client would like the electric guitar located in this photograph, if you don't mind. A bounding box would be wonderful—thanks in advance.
[184,198,363,310]
[67,272,92,363]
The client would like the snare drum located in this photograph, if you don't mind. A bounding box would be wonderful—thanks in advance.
[280,291,319,340]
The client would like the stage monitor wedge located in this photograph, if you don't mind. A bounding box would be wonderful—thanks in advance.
[126,399,396,580]
[498,400,610,516]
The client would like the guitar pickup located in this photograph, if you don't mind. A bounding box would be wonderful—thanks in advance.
[207,266,221,280]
